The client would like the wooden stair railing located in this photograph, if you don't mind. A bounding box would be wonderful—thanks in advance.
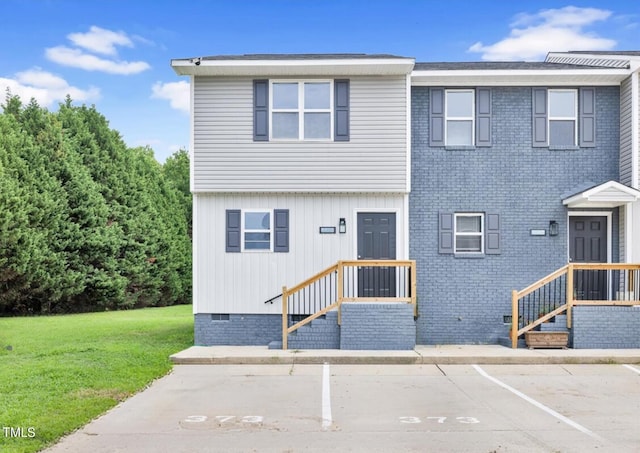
[282,260,417,350]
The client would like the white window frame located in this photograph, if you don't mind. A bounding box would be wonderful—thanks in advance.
[548,88,578,146]
[445,89,475,146]
[454,213,484,254]
[241,209,273,252]
[269,80,334,141]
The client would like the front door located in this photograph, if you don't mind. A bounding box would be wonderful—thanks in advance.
[569,216,607,300]
[357,212,396,297]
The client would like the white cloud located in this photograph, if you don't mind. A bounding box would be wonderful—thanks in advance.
[151,81,190,113]
[45,26,151,75]
[468,6,617,61]
[46,46,150,75]
[0,68,100,107]
[67,26,133,56]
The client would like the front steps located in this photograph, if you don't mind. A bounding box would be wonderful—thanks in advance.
[498,314,571,348]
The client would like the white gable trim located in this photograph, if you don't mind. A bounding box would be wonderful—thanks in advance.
[562,181,640,208]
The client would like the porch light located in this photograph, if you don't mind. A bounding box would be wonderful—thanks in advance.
[339,218,346,234]
[549,220,559,237]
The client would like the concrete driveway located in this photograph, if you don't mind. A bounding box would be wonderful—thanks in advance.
[44,363,640,452]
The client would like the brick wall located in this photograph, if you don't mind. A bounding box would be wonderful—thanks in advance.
[572,306,640,348]
[194,313,281,346]
[410,86,620,345]
[287,311,340,349]
[339,303,416,350]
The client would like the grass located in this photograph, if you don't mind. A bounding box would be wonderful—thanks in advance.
[0,305,193,453]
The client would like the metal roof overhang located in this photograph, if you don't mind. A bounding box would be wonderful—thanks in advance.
[562,181,640,208]
[171,58,416,77]
[411,69,630,86]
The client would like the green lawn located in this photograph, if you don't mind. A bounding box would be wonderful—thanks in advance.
[0,305,193,453]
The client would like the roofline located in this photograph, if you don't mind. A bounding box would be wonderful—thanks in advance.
[171,56,416,76]
[411,68,631,86]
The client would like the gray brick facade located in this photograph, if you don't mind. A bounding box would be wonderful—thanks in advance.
[339,303,416,350]
[572,306,640,348]
[194,313,281,346]
[410,86,620,345]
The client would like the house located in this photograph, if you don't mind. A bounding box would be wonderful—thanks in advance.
[171,52,640,349]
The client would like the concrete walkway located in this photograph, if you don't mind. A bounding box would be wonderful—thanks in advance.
[170,345,640,365]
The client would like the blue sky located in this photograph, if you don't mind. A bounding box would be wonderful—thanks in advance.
[1,0,638,162]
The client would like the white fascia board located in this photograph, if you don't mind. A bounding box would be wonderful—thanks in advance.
[410,69,630,86]
[172,58,415,77]
[562,180,640,207]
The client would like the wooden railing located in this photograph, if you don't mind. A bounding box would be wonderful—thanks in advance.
[282,260,417,350]
[511,263,640,348]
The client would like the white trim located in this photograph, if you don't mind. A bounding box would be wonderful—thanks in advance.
[269,79,334,141]
[567,211,612,263]
[625,203,634,262]
[454,213,485,254]
[189,75,195,193]
[548,88,578,147]
[562,180,640,208]
[352,209,402,260]
[445,89,475,146]
[192,193,198,314]
[241,209,274,252]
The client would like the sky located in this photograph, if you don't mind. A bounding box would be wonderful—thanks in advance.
[0,0,638,162]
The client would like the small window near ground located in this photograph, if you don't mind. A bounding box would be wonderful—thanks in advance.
[455,213,484,253]
[211,314,230,321]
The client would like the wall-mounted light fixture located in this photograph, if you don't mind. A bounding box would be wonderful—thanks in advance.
[339,218,346,234]
[549,220,559,237]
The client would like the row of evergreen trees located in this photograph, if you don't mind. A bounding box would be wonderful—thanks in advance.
[0,94,192,315]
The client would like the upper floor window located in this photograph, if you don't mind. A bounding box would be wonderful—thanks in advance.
[548,89,577,146]
[254,79,350,142]
[271,81,332,140]
[429,87,492,148]
[446,90,475,146]
[532,87,595,148]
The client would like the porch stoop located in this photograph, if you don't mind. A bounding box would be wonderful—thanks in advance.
[270,303,416,350]
[499,315,570,348]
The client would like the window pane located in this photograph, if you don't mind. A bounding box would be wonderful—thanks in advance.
[549,91,576,117]
[304,113,331,139]
[245,232,270,241]
[456,216,481,233]
[272,113,299,139]
[447,120,473,146]
[244,240,271,250]
[245,212,270,230]
[272,83,298,109]
[456,236,482,252]
[304,83,330,109]
[549,120,575,146]
[447,91,473,117]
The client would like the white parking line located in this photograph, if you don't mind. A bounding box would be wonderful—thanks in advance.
[623,364,640,375]
[472,365,604,441]
[322,362,332,431]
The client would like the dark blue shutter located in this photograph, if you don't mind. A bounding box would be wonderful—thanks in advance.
[273,209,289,253]
[254,80,269,141]
[485,213,501,255]
[532,88,548,147]
[334,79,350,141]
[439,213,454,254]
[430,88,445,147]
[579,87,596,148]
[226,210,241,253]
[476,88,492,147]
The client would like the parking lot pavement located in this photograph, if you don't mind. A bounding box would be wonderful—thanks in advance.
[43,364,640,453]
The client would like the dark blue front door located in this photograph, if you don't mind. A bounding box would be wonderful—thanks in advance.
[357,213,396,297]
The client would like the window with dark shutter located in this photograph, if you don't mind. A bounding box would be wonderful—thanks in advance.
[439,212,454,254]
[476,88,492,147]
[254,80,269,141]
[334,79,350,141]
[485,213,501,255]
[226,210,241,253]
[430,88,445,147]
[579,87,596,147]
[273,209,289,253]
[532,88,548,147]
